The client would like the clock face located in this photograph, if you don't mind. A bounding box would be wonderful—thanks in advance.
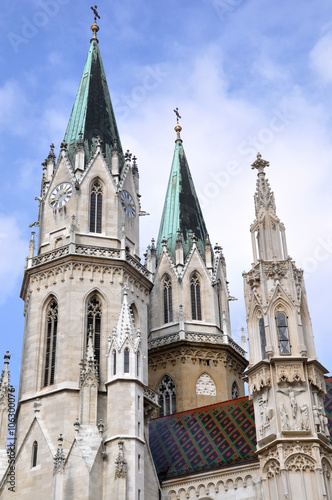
[49,182,73,209]
[120,190,136,219]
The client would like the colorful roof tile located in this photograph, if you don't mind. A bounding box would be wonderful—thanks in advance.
[149,397,258,480]
[150,380,332,481]
[324,376,332,439]
[64,39,123,169]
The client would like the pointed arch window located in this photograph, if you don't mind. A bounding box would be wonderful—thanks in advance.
[275,311,291,355]
[232,381,239,399]
[158,375,176,417]
[32,441,38,468]
[259,317,267,359]
[90,180,103,233]
[163,275,173,324]
[124,348,130,373]
[87,295,102,370]
[44,298,58,387]
[190,273,202,320]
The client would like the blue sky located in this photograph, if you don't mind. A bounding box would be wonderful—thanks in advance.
[1,0,332,390]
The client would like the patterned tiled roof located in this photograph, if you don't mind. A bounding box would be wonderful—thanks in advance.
[150,378,332,480]
[149,397,258,480]
[324,376,332,439]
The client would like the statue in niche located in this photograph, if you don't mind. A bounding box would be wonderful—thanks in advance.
[277,387,305,421]
[300,404,310,430]
[280,403,290,431]
[318,403,330,437]
[313,405,321,433]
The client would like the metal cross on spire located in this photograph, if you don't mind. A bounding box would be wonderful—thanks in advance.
[91,5,100,23]
[173,107,181,124]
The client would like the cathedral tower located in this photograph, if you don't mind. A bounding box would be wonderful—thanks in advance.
[244,153,332,499]
[0,17,160,500]
[147,118,248,414]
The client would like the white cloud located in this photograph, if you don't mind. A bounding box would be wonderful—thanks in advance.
[0,215,28,305]
[310,31,332,84]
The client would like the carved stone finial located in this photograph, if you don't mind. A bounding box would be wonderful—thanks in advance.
[124,150,132,162]
[161,236,167,247]
[132,156,139,175]
[53,434,66,475]
[48,143,55,160]
[60,140,68,152]
[251,152,269,173]
[112,138,119,153]
[115,439,127,478]
[97,419,104,436]
[191,233,197,245]
[73,417,80,433]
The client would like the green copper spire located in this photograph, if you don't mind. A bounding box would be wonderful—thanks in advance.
[64,21,123,168]
[156,118,210,263]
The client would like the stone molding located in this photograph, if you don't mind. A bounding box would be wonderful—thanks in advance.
[163,465,261,499]
[148,332,246,358]
[28,243,151,279]
[28,262,150,301]
[149,346,245,374]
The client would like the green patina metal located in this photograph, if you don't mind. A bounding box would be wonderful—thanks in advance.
[64,39,123,168]
[156,139,210,263]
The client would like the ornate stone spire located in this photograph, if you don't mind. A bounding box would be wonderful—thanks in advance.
[251,153,276,218]
[80,325,99,386]
[250,153,287,262]
[109,287,141,352]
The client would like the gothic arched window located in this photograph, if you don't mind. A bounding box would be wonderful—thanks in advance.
[124,348,130,373]
[190,273,202,320]
[44,298,58,387]
[259,317,267,359]
[90,180,103,233]
[158,375,176,417]
[87,295,102,369]
[163,275,173,324]
[232,381,239,399]
[32,441,38,468]
[275,311,291,355]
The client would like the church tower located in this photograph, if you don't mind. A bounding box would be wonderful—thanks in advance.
[244,153,332,499]
[147,117,248,415]
[0,15,160,500]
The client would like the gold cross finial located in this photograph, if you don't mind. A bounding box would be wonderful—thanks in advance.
[90,5,100,43]
[173,107,181,124]
[91,5,100,22]
[173,108,183,143]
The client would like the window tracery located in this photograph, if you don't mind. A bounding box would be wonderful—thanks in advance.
[275,311,291,355]
[190,272,202,320]
[163,275,173,324]
[87,295,102,370]
[158,375,176,416]
[44,298,58,387]
[90,180,103,233]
